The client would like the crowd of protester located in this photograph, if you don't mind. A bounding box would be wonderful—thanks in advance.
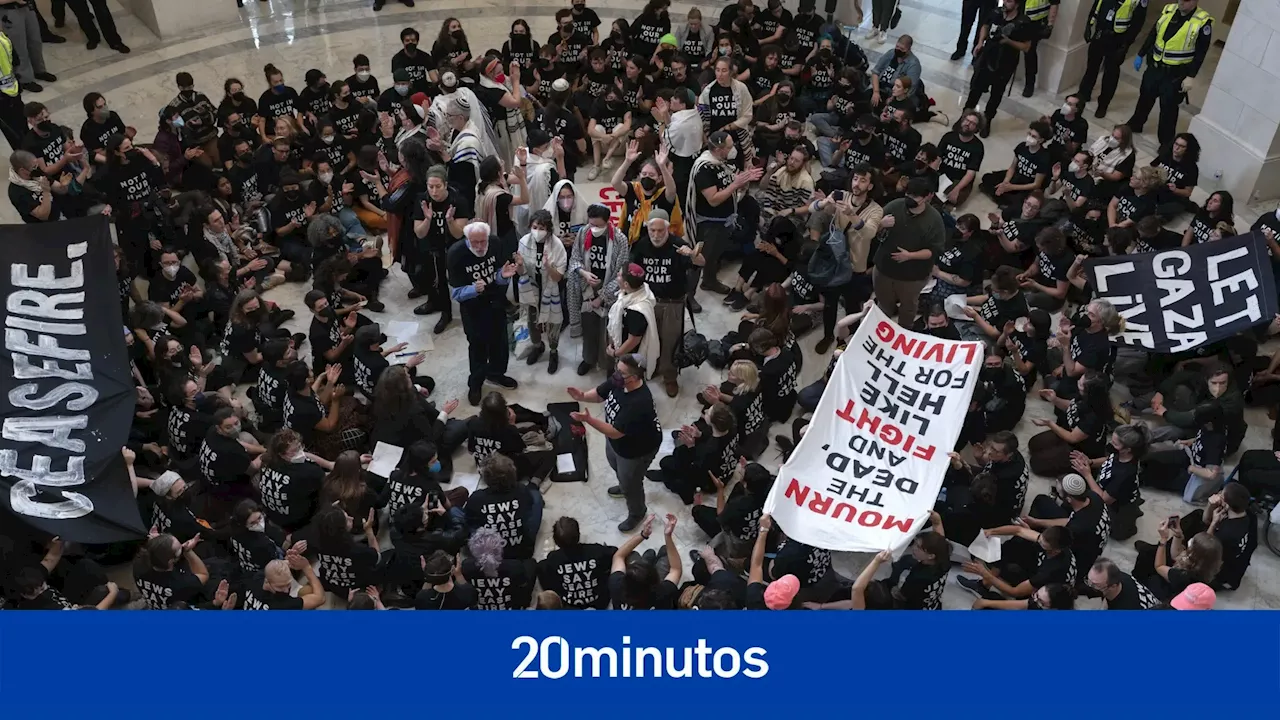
[2,0,1277,611]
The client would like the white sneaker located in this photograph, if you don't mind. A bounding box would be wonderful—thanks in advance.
[876,31,888,45]
[587,166,601,181]
[864,26,877,39]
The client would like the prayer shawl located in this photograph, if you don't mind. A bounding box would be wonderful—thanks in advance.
[568,223,628,331]
[664,108,703,159]
[516,230,567,325]
[607,283,660,379]
[625,181,684,244]
[449,121,486,175]
[478,75,527,164]
[685,150,736,243]
[429,87,499,159]
[476,182,507,232]
[516,150,556,235]
[757,165,814,230]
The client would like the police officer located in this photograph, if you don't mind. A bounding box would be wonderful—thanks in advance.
[1126,0,1212,149]
[965,0,1036,128]
[448,220,520,406]
[1019,0,1059,97]
[1077,0,1147,118]
[0,30,23,147]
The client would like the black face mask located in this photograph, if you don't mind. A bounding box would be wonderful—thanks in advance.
[37,120,54,133]
[404,42,418,53]
[640,176,657,192]
[237,151,252,164]
[611,30,622,40]
[894,49,907,60]
[856,129,872,140]
[451,30,465,41]
[232,92,246,102]
[284,190,300,201]
[980,367,1003,382]
[778,93,792,103]
[1073,313,1091,330]
[317,307,335,322]
[819,48,832,61]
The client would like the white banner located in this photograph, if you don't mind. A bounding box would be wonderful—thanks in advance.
[763,305,983,552]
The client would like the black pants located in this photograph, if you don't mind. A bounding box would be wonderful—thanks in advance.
[0,92,25,148]
[63,0,121,45]
[459,299,509,392]
[1023,37,1041,88]
[965,63,1017,121]
[697,221,733,286]
[820,272,872,339]
[1127,64,1186,148]
[1143,447,1192,494]
[672,154,695,219]
[1077,35,1128,110]
[1237,448,1280,497]
[413,248,450,314]
[956,0,993,51]
[692,503,722,539]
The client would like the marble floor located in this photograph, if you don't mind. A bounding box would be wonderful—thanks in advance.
[10,0,1280,609]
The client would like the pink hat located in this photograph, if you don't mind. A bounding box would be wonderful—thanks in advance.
[1171,583,1216,610]
[763,574,800,610]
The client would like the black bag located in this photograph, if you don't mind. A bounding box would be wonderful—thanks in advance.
[890,1,902,29]
[706,339,731,370]
[546,402,588,483]
[807,219,853,290]
[675,302,708,369]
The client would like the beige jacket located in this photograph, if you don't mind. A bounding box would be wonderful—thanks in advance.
[841,199,884,274]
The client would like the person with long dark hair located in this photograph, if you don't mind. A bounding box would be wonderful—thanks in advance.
[1181,190,1233,246]
[369,364,459,451]
[257,427,332,532]
[1070,422,1150,540]
[295,504,383,594]
[319,450,383,538]
[1028,370,1114,477]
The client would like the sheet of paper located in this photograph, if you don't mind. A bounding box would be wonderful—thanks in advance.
[650,429,677,469]
[968,532,1004,564]
[385,320,433,354]
[556,453,576,474]
[935,174,954,203]
[451,472,481,495]
[920,277,936,294]
[367,441,404,478]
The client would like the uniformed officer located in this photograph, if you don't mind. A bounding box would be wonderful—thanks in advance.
[1126,0,1212,148]
[0,31,23,147]
[1077,0,1147,118]
[952,0,994,61]
[1019,0,1059,97]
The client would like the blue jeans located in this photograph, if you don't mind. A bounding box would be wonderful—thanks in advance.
[798,378,826,413]
[338,207,366,241]
[810,111,843,139]
[816,136,840,168]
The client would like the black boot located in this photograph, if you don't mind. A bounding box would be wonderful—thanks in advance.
[526,343,545,365]
[433,313,451,334]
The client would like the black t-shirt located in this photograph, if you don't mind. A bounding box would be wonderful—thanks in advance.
[284,390,326,447]
[151,495,204,542]
[547,30,592,66]
[629,236,691,300]
[1059,171,1095,207]
[702,82,739,133]
[1030,549,1076,590]
[21,126,69,168]
[462,558,535,610]
[570,7,602,38]
[591,97,627,134]
[258,460,326,529]
[136,563,206,609]
[788,267,819,305]
[227,161,261,202]
[984,11,1039,69]
[1115,188,1157,225]
[938,131,984,183]
[466,416,526,466]
[1034,248,1075,287]
[773,537,832,587]
[1064,397,1108,450]
[446,238,504,305]
[596,377,662,459]
[299,86,333,118]
[1066,495,1110,571]
[308,542,380,593]
[415,583,479,609]
[148,265,198,306]
[464,485,538,558]
[308,315,344,375]
[1070,328,1113,373]
[720,490,765,543]
[12,568,75,610]
[1187,210,1220,244]
[503,37,540,71]
[391,49,436,91]
[80,111,127,153]
[166,405,213,458]
[258,87,300,120]
[1010,142,1050,185]
[976,292,1030,329]
[747,62,783,99]
[99,152,161,205]
[241,581,306,610]
[842,136,885,171]
[883,126,922,167]
[199,428,253,486]
[1153,153,1198,190]
[898,561,948,610]
[804,57,839,92]
[936,239,984,287]
[986,453,1029,519]
[8,182,46,223]
[345,73,381,103]
[692,160,735,220]
[411,189,471,251]
[1106,572,1160,609]
[1190,427,1226,468]
[228,527,283,575]
[1096,454,1141,506]
[377,87,410,117]
[629,13,670,57]
[538,544,616,609]
[608,570,678,609]
[1050,110,1088,150]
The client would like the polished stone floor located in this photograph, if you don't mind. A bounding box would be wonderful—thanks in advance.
[10,0,1280,609]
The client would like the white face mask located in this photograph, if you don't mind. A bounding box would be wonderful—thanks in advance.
[1275,207,1280,221]
[1025,134,1039,147]
[1105,136,1120,149]
[319,172,334,185]
[726,147,739,161]
[322,135,335,145]
[558,198,574,211]
[162,265,179,279]
[1067,161,1080,174]
[356,71,371,81]
[1015,317,1029,334]
[590,225,606,237]
[248,519,266,532]
[531,228,547,241]
[288,450,307,463]
[1061,103,1073,115]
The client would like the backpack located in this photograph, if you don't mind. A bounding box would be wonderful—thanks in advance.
[675,303,709,369]
[807,219,853,290]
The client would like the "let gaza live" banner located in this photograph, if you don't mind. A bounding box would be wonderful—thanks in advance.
[1086,232,1277,354]
[763,306,981,552]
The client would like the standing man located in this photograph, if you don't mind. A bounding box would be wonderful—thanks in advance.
[629,210,704,397]
[952,0,994,60]
[1126,0,1212,149]
[0,30,24,146]
[1019,0,1059,97]
[872,177,945,329]
[1077,0,1148,118]
[964,0,1035,133]
[687,131,762,294]
[449,221,519,406]
[0,0,56,93]
[568,353,662,532]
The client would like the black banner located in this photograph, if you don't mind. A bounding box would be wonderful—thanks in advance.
[0,217,145,543]
[1085,232,1278,354]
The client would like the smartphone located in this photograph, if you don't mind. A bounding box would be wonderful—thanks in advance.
[834,191,847,203]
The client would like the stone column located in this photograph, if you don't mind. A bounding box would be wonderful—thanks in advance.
[116,0,239,40]
[1188,0,1280,203]
[1032,0,1095,95]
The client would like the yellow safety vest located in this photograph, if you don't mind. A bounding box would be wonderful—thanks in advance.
[0,33,17,97]
[1151,5,1212,66]
[1090,0,1136,35]
[1024,0,1052,23]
